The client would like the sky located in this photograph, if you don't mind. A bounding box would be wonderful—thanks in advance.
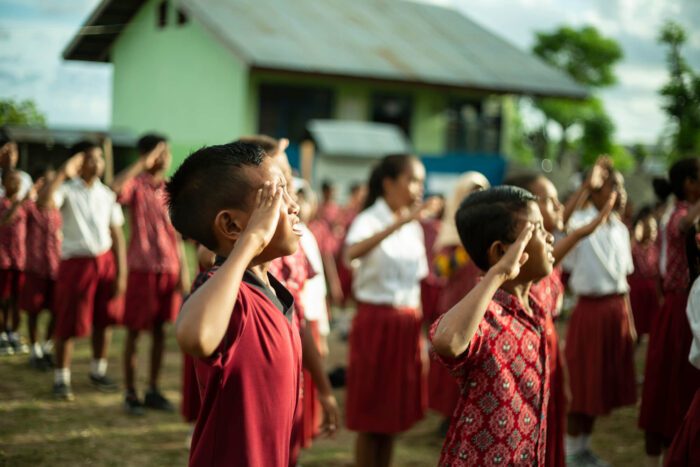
[0,0,698,144]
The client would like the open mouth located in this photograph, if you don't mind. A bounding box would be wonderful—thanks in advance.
[291,218,303,236]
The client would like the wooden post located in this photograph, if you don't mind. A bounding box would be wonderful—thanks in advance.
[102,137,114,185]
[300,139,315,184]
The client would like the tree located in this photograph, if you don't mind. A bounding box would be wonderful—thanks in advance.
[0,99,47,126]
[658,21,700,160]
[531,26,623,164]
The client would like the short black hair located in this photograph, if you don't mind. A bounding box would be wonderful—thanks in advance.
[137,133,167,155]
[633,205,654,227]
[0,127,12,147]
[70,140,100,156]
[669,158,700,200]
[237,135,279,156]
[321,180,333,192]
[166,141,265,251]
[455,186,537,271]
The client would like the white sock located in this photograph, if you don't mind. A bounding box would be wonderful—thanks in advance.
[565,435,583,456]
[646,455,661,467]
[0,332,8,342]
[43,340,54,354]
[54,368,71,385]
[90,358,108,377]
[31,342,43,359]
[582,434,591,451]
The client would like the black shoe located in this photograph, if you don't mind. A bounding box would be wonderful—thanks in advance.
[29,355,49,371]
[124,394,146,416]
[53,382,75,401]
[144,389,175,412]
[89,374,118,392]
[42,353,54,369]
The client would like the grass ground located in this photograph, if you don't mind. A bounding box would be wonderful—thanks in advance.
[0,311,649,466]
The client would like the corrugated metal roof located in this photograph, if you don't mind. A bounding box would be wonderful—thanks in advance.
[307,120,411,157]
[64,0,587,98]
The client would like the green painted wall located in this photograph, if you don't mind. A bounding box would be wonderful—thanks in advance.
[111,0,249,168]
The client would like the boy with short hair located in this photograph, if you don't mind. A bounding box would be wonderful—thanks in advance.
[40,141,127,400]
[111,133,189,415]
[167,141,304,467]
[430,186,555,466]
[0,169,29,355]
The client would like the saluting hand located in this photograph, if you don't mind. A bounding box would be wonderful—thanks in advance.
[62,152,85,179]
[578,192,618,236]
[491,223,534,281]
[142,142,166,170]
[241,180,284,255]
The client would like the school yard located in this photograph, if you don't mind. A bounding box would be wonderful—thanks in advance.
[0,312,648,467]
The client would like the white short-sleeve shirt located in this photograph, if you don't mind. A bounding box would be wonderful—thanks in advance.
[562,206,633,296]
[345,197,428,308]
[299,223,330,336]
[687,276,700,370]
[54,178,125,259]
[0,169,32,198]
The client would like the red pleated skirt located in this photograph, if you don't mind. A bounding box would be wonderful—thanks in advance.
[346,302,427,434]
[301,321,321,448]
[565,295,636,416]
[181,353,201,423]
[640,291,700,439]
[421,279,443,325]
[664,388,700,467]
[545,317,566,467]
[427,354,459,418]
[628,276,661,335]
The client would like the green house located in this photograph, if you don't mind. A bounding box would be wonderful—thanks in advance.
[64,0,585,180]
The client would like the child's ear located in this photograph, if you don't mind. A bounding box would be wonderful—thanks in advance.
[487,240,507,266]
[213,209,245,241]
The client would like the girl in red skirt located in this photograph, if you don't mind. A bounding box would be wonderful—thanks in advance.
[508,168,616,467]
[628,206,661,336]
[344,154,439,467]
[428,172,489,430]
[640,158,700,466]
[562,168,637,466]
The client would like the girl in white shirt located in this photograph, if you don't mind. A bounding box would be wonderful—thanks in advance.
[344,154,438,467]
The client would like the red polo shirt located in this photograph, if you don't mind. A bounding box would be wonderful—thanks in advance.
[188,263,302,467]
[24,201,62,279]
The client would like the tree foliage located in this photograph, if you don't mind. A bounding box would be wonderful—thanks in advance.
[0,99,47,126]
[658,21,700,160]
[530,26,623,167]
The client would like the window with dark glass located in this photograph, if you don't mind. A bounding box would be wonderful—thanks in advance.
[177,9,188,26]
[258,85,335,143]
[157,1,168,28]
[371,93,413,137]
[445,98,502,154]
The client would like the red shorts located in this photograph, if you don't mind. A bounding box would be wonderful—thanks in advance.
[0,269,25,301]
[19,272,55,315]
[53,251,125,339]
[123,271,181,331]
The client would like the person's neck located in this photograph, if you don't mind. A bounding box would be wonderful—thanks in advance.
[81,175,98,187]
[251,262,271,288]
[500,280,533,316]
[383,196,403,213]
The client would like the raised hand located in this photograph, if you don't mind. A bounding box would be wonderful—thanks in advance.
[62,152,85,179]
[143,141,166,170]
[241,180,284,255]
[492,223,534,281]
[578,191,618,236]
[587,155,613,190]
[399,196,444,224]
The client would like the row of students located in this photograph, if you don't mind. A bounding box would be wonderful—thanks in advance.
[0,132,188,413]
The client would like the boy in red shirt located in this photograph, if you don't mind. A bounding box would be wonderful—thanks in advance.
[21,168,62,369]
[0,169,29,355]
[112,133,189,414]
[166,141,304,467]
[430,186,555,466]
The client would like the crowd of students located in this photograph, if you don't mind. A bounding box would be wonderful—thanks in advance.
[1,126,698,467]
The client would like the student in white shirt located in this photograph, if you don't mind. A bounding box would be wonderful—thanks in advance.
[562,169,637,466]
[38,142,126,401]
[343,154,439,467]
